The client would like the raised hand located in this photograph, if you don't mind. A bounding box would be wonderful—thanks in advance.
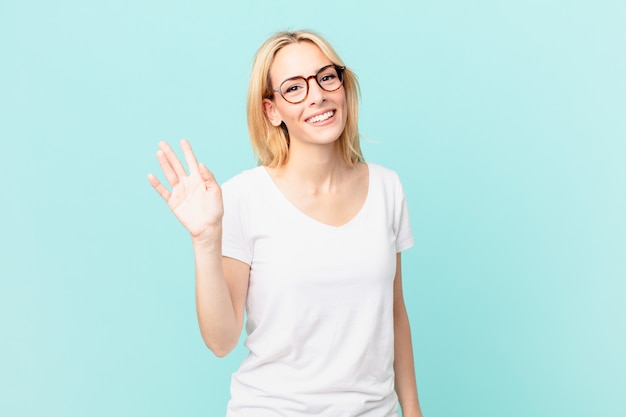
[148,139,224,238]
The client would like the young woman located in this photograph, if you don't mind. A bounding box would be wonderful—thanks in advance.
[148,30,423,417]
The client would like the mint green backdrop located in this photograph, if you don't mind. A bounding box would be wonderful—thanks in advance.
[1,0,624,416]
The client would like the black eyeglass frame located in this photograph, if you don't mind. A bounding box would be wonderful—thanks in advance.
[271,64,346,104]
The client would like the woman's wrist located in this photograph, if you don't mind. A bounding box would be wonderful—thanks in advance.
[190,223,223,250]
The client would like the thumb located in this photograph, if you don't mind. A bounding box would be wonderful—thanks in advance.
[198,163,217,184]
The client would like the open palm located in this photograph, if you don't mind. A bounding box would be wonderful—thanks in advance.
[148,139,223,238]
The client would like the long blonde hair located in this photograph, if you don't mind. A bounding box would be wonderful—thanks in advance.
[247,30,363,168]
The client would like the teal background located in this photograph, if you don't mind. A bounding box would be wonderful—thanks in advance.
[1,0,624,416]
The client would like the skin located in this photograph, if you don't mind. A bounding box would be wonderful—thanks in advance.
[148,41,423,416]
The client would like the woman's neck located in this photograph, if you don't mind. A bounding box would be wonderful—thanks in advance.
[271,141,351,192]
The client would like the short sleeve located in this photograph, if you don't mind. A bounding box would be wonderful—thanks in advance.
[221,180,253,265]
[394,177,414,253]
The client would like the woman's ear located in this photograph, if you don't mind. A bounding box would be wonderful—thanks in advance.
[263,98,283,127]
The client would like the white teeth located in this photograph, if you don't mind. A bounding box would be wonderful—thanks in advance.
[307,111,334,123]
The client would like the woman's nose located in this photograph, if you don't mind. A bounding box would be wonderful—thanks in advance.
[305,77,326,104]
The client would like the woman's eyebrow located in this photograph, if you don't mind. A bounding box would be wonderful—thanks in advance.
[281,63,334,81]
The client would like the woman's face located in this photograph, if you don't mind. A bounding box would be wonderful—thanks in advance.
[263,41,347,149]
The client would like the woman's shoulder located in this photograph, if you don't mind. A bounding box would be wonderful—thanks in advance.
[222,166,267,191]
[365,161,402,185]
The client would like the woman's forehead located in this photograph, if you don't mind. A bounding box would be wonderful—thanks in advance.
[270,42,332,81]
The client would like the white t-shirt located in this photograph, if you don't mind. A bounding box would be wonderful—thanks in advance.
[221,162,414,417]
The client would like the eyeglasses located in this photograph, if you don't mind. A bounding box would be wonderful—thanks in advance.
[272,64,346,104]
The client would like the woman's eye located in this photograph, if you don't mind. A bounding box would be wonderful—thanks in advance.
[320,74,336,83]
[284,84,303,93]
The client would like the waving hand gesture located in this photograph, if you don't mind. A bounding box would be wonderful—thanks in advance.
[148,140,224,238]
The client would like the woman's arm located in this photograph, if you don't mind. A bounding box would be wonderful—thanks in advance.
[393,253,424,417]
[148,139,248,357]
[192,231,249,357]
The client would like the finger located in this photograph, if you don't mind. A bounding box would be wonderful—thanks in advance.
[156,149,180,187]
[198,163,217,185]
[158,141,187,178]
[180,139,200,176]
[147,173,172,201]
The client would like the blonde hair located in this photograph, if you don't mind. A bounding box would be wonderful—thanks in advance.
[247,30,363,168]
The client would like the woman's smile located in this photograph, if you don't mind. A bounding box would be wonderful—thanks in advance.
[305,109,336,124]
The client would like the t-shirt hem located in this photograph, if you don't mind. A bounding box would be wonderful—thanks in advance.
[396,238,414,253]
[223,251,252,266]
